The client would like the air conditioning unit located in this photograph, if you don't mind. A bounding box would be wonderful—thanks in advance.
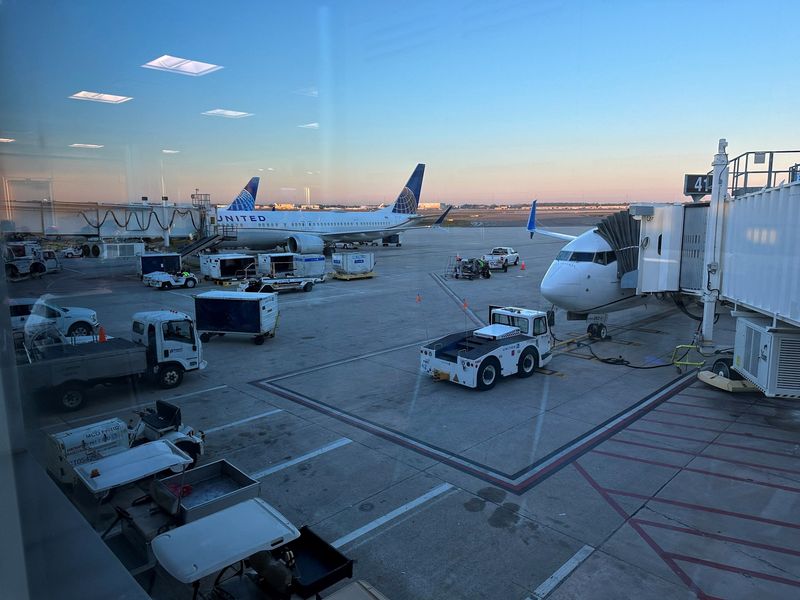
[733,317,800,398]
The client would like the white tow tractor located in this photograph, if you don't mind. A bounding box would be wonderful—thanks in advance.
[420,306,554,390]
[143,271,199,290]
[46,400,205,486]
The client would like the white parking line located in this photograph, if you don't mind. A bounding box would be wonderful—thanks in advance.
[164,384,228,400]
[526,545,594,599]
[204,409,282,433]
[332,483,453,548]
[250,437,351,479]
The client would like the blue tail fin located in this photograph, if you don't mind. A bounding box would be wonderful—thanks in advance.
[391,164,425,214]
[527,200,537,238]
[227,177,259,211]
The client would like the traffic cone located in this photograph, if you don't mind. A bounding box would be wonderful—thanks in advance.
[462,299,468,310]
[98,326,107,342]
[520,261,526,271]
[416,293,422,303]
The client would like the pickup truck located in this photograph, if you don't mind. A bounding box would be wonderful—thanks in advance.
[482,247,520,270]
[17,311,206,410]
[420,306,553,390]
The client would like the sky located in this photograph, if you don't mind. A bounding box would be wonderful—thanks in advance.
[0,0,798,206]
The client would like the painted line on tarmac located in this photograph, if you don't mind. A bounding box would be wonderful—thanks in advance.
[164,384,228,400]
[332,483,453,548]
[250,437,351,479]
[429,272,485,327]
[204,408,283,433]
[264,339,434,383]
[253,370,698,494]
[526,544,594,599]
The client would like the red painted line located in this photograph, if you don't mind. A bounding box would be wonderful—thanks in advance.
[605,488,800,530]
[592,449,800,494]
[625,427,800,461]
[573,462,711,599]
[668,553,800,588]
[633,518,800,558]
[666,399,771,419]
[607,438,800,477]
[653,408,778,431]
[640,418,800,447]
[653,408,737,424]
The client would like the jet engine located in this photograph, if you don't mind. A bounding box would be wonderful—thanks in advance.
[288,234,325,254]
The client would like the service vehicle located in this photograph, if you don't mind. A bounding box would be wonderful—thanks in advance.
[138,252,182,278]
[4,243,47,279]
[143,270,199,290]
[452,257,491,279]
[195,290,279,344]
[9,297,98,337]
[16,311,206,410]
[332,252,375,280]
[238,276,318,294]
[238,252,326,293]
[40,249,62,273]
[60,246,83,258]
[45,400,204,485]
[482,247,520,269]
[199,252,255,280]
[420,306,554,390]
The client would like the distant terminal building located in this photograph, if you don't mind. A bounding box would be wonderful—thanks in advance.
[418,202,444,210]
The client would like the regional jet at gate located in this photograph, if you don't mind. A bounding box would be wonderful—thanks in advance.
[215,165,450,253]
[527,201,646,337]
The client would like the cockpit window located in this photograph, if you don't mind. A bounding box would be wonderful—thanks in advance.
[556,250,572,261]
[593,251,617,265]
[569,252,594,262]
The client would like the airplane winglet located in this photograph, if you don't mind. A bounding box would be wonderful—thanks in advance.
[433,205,452,226]
[527,200,537,238]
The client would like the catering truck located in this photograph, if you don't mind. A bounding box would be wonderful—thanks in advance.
[420,306,553,390]
[195,291,279,345]
[16,311,206,410]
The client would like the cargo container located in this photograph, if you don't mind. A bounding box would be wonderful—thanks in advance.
[199,253,256,280]
[257,252,326,279]
[194,291,278,344]
[331,252,375,275]
[139,253,182,277]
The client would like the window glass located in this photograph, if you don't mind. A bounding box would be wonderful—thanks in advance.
[10,304,32,317]
[570,252,594,262]
[556,250,572,261]
[533,317,547,335]
[132,321,144,335]
[32,304,60,318]
[162,320,194,344]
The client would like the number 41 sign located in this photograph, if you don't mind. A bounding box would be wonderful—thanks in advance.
[684,174,713,197]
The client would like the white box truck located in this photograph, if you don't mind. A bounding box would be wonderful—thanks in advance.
[195,291,278,345]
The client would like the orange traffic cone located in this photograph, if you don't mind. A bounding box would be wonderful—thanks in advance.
[520,261,526,271]
[98,326,107,342]
[462,299,468,310]
[416,294,422,303]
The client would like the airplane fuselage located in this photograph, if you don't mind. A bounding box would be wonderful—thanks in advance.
[539,229,644,315]
[213,208,419,249]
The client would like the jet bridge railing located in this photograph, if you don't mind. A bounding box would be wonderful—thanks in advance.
[706,150,800,196]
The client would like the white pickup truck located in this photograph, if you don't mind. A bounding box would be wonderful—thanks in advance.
[420,306,553,390]
[482,247,520,270]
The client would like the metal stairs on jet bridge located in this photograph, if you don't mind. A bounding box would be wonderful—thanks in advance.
[178,226,237,257]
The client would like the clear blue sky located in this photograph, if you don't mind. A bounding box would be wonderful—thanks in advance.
[1,0,798,205]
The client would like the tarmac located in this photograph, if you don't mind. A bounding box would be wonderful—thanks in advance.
[15,225,800,600]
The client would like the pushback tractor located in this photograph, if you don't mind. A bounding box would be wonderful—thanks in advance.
[420,307,554,390]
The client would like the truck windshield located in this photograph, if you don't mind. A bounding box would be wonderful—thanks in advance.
[163,320,195,344]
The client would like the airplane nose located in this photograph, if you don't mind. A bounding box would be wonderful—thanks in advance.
[540,266,579,310]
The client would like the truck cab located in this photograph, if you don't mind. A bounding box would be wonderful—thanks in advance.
[131,311,206,387]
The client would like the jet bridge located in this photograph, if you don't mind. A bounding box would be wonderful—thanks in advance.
[631,142,800,397]
[595,210,641,289]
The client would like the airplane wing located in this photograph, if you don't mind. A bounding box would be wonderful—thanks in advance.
[526,200,578,241]
[315,206,453,242]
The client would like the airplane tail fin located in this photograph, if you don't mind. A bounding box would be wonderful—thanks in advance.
[527,200,537,238]
[227,177,260,211]
[388,164,425,214]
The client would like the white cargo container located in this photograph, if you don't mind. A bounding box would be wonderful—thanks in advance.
[199,253,256,280]
[722,181,800,327]
[257,253,326,279]
[332,252,375,275]
[194,290,278,345]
